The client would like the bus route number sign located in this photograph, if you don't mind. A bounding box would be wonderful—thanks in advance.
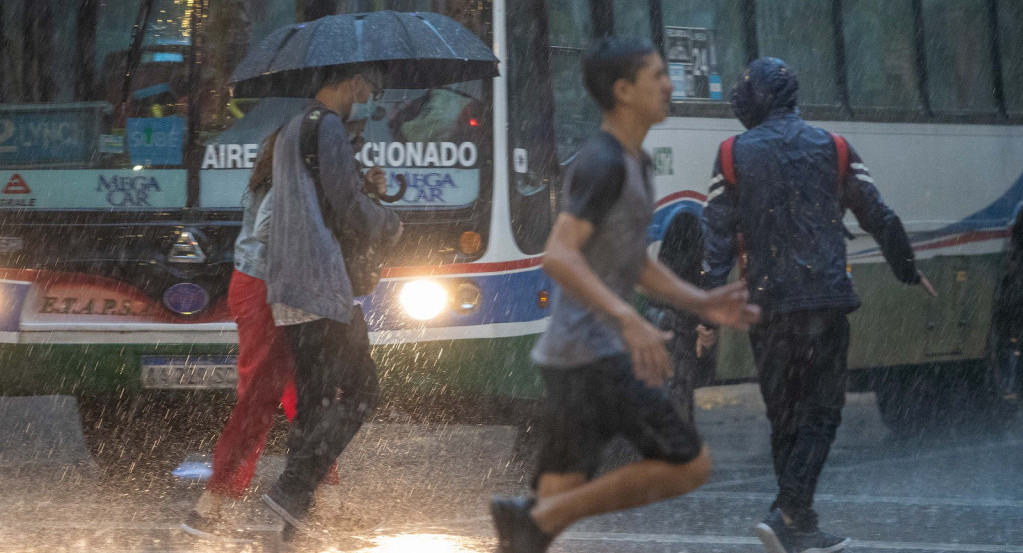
[141,355,238,389]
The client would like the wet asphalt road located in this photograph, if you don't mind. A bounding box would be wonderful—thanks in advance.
[1,384,1021,553]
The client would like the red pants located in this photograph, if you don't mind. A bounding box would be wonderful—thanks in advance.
[206,271,309,497]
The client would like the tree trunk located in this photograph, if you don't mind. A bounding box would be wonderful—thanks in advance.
[18,0,57,102]
[36,0,56,102]
[206,0,252,128]
[75,0,99,101]
[21,0,36,102]
[0,2,9,102]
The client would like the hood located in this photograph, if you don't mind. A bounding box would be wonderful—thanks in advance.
[730,57,799,129]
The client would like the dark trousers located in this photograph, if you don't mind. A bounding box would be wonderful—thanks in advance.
[749,309,849,530]
[275,307,379,508]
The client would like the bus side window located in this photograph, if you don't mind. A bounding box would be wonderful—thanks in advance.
[998,1,1023,116]
[843,0,919,110]
[547,0,601,163]
[921,0,998,114]
[613,0,652,41]
[756,0,838,106]
[661,0,746,103]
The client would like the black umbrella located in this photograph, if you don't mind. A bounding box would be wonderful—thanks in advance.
[230,10,499,97]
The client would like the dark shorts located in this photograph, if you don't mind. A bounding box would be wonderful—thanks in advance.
[534,354,703,479]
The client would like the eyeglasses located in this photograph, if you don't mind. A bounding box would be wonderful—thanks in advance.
[363,75,384,101]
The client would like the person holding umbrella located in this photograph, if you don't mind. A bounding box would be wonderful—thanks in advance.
[255,61,401,538]
[227,11,499,539]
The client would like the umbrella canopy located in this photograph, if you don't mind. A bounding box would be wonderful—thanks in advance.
[230,10,499,97]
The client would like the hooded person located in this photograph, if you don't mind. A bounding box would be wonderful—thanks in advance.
[729,56,799,130]
[701,57,935,553]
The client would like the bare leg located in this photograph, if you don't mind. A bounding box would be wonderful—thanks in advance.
[536,472,587,498]
[531,445,711,536]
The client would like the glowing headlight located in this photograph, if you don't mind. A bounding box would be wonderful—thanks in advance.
[399,280,448,320]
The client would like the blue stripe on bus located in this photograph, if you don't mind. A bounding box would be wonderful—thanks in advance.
[361,266,554,331]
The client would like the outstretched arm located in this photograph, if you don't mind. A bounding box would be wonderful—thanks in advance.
[840,144,935,295]
[638,258,760,330]
[694,148,762,345]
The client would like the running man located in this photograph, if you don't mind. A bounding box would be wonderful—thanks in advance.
[489,37,761,553]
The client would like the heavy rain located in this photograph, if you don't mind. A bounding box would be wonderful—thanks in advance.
[0,0,1021,552]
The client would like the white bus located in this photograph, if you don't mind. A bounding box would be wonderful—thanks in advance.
[1,0,1020,433]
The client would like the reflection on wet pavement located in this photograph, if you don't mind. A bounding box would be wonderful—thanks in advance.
[2,386,1021,552]
[348,533,489,552]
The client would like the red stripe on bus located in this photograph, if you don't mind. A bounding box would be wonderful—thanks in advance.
[912,229,1010,252]
[655,190,707,208]
[381,256,544,279]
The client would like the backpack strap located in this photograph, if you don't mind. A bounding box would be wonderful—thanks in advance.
[828,131,857,240]
[299,108,338,227]
[300,108,325,185]
[717,136,746,279]
[829,132,849,185]
[719,135,738,185]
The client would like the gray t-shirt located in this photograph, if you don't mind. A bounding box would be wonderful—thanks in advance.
[531,132,655,368]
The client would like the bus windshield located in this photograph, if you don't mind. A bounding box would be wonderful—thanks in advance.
[358,81,489,211]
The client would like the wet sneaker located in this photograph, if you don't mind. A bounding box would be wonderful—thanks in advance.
[755,509,850,553]
[791,529,851,553]
[490,496,552,553]
[262,485,313,541]
[180,510,255,544]
[180,510,221,539]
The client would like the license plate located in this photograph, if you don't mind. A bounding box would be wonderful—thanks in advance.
[0,236,23,253]
[141,355,238,389]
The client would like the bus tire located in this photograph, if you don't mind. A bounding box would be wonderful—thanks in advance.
[976,207,1023,425]
[984,328,1021,416]
[874,364,1017,437]
[874,368,942,436]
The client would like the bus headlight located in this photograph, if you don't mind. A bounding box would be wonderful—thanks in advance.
[399,280,448,320]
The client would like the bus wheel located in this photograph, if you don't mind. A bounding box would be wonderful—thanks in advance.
[985,324,1022,410]
[874,368,941,436]
[874,365,1018,437]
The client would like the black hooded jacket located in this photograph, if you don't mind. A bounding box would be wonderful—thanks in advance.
[703,58,920,318]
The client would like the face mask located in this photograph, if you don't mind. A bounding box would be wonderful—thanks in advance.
[347,96,377,122]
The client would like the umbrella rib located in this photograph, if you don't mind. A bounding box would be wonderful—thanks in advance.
[355,17,364,61]
[418,16,460,57]
[394,12,418,60]
[268,25,303,72]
